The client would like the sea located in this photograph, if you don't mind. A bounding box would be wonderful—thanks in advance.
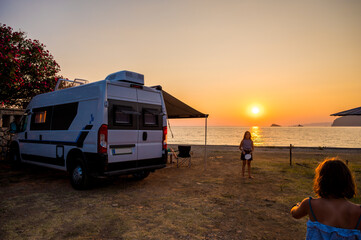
[167,126,361,148]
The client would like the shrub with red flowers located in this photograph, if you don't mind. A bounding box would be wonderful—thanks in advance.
[0,23,61,108]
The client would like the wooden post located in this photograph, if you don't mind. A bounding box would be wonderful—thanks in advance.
[290,144,293,166]
[204,116,208,171]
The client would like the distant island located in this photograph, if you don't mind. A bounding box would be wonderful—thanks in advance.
[271,124,281,127]
[302,122,332,127]
[332,116,361,126]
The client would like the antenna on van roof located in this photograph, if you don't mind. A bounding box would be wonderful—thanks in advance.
[54,78,89,91]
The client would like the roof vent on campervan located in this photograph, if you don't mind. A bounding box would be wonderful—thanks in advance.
[105,70,144,85]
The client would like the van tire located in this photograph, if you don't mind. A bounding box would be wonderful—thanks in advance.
[9,144,21,169]
[132,170,150,180]
[70,158,91,190]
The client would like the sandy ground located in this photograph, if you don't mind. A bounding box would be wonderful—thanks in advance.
[1,145,361,240]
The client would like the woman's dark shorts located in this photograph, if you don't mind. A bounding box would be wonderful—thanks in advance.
[241,150,253,161]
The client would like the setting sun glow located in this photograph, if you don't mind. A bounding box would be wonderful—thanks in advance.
[3,1,360,127]
[252,107,260,114]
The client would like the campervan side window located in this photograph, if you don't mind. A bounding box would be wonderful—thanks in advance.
[30,106,52,130]
[114,106,133,125]
[35,111,47,123]
[51,102,78,130]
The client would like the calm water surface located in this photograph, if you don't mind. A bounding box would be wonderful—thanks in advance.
[167,126,361,148]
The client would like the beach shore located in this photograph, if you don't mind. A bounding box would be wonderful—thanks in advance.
[1,145,360,239]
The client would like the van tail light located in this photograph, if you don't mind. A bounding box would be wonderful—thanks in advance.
[162,126,167,150]
[98,124,108,154]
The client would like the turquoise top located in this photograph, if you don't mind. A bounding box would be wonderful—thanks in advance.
[307,221,361,240]
[306,197,361,240]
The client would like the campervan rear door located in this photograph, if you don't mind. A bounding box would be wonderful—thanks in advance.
[136,88,163,160]
[107,84,139,163]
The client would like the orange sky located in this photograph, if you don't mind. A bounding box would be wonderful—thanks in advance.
[1,0,360,126]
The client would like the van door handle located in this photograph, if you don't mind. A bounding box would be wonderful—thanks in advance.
[142,132,147,141]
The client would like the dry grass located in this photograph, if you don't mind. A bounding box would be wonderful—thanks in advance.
[0,145,360,240]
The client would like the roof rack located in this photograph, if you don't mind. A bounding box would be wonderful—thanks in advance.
[54,78,89,91]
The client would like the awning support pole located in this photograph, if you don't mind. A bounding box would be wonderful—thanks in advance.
[204,115,208,171]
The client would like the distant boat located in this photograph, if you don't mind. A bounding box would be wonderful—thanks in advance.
[298,124,303,127]
[271,124,281,127]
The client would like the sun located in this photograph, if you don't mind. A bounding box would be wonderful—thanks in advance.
[246,104,263,118]
[252,107,260,114]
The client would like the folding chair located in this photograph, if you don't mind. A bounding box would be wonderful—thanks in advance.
[176,145,192,168]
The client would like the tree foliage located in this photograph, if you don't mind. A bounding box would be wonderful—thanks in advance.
[0,23,60,108]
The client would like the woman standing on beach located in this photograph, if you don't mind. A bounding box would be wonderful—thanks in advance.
[239,131,254,178]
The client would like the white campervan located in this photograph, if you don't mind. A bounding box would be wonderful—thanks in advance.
[9,70,168,189]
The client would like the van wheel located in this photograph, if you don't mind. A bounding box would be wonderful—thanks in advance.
[70,158,90,190]
[133,170,150,180]
[9,144,21,169]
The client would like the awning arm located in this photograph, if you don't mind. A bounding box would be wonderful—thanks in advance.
[204,115,209,171]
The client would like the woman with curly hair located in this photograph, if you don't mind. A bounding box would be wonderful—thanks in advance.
[291,158,361,239]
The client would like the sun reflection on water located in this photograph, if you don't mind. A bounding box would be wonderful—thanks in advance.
[251,126,263,146]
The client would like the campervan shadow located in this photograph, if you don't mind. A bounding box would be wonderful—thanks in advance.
[9,70,168,190]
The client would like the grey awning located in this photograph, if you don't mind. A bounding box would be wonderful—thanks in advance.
[162,90,209,170]
[162,90,208,119]
[331,106,361,116]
